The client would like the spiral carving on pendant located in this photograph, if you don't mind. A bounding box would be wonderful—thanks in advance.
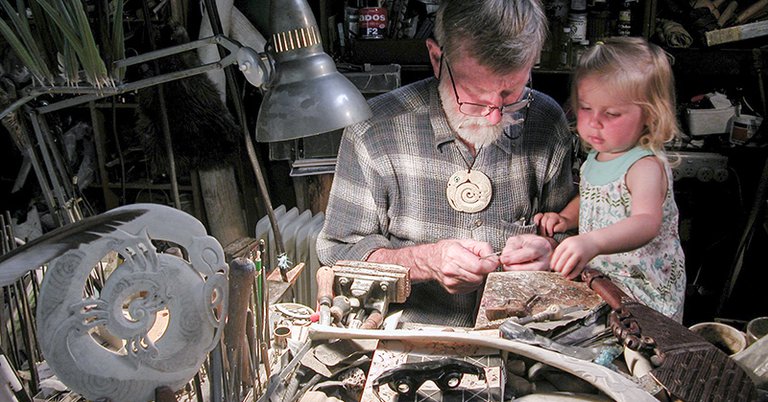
[446,169,493,213]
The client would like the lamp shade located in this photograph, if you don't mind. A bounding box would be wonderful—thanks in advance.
[255,0,372,142]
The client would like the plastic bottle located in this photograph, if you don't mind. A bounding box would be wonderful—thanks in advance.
[345,1,360,42]
[618,1,632,36]
[543,0,569,69]
[568,0,588,42]
[559,27,573,70]
[587,0,610,43]
[572,39,590,67]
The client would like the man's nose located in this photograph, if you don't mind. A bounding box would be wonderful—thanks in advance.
[485,108,503,125]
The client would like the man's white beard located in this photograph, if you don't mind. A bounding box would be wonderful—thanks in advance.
[438,80,518,149]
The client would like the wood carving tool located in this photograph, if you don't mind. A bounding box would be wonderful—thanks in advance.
[513,304,585,325]
[330,295,351,325]
[718,1,739,26]
[360,310,384,330]
[479,250,502,260]
[735,0,768,23]
[485,294,539,321]
[316,266,335,326]
[224,257,256,402]
[582,268,756,401]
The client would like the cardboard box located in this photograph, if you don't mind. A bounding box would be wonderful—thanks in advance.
[686,106,735,136]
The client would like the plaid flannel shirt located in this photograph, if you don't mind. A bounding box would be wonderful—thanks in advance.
[317,78,576,326]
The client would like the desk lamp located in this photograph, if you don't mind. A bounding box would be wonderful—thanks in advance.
[204,0,372,275]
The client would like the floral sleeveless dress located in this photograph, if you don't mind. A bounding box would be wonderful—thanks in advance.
[580,147,686,322]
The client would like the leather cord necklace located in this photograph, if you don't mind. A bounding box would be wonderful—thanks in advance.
[446,143,492,213]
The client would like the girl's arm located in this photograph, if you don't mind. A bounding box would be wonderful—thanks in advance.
[551,156,666,278]
[586,155,666,253]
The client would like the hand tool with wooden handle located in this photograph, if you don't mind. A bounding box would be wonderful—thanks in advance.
[330,295,351,325]
[316,266,335,326]
[736,0,768,23]
[224,257,256,402]
[581,268,756,401]
[718,1,739,26]
[360,310,384,330]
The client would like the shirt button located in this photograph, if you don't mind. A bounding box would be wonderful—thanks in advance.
[474,219,483,227]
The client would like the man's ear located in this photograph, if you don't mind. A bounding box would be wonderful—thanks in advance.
[425,38,442,79]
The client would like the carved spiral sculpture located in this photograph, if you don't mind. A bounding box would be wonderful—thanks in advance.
[36,204,228,402]
[446,170,493,213]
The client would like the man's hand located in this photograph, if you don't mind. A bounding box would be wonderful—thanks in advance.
[550,234,599,280]
[533,212,571,237]
[499,234,554,272]
[428,239,499,294]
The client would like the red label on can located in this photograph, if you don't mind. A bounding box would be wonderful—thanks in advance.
[359,7,387,39]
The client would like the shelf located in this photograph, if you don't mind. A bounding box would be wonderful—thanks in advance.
[99,181,194,191]
[705,20,768,47]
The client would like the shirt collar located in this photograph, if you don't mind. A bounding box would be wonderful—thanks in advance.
[428,79,455,150]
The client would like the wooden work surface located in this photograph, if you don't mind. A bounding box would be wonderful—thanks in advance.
[475,271,602,329]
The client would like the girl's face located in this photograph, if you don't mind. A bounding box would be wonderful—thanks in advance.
[576,75,647,160]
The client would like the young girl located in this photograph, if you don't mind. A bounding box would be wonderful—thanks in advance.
[534,37,686,322]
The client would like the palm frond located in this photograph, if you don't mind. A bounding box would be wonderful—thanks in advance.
[69,0,112,88]
[57,45,80,86]
[26,0,58,75]
[111,0,125,82]
[35,0,114,88]
[0,0,53,83]
[0,17,48,83]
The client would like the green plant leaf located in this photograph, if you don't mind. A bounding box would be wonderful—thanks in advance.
[0,16,49,83]
[0,0,53,82]
[26,0,58,73]
[71,0,111,87]
[35,0,116,87]
[111,0,124,82]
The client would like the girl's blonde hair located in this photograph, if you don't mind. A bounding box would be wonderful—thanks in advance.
[570,37,680,156]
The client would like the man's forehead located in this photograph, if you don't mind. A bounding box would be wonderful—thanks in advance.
[450,57,530,91]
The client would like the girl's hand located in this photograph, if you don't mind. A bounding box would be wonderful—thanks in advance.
[550,235,600,280]
[533,212,571,237]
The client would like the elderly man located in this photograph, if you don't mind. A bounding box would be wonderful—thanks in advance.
[317,0,575,327]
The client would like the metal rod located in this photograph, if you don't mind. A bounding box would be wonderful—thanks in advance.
[5,216,41,365]
[141,0,181,210]
[209,342,224,402]
[193,372,204,402]
[246,309,261,396]
[25,154,56,221]
[13,280,37,396]
[0,286,9,365]
[36,117,75,202]
[0,35,243,119]
[27,111,70,225]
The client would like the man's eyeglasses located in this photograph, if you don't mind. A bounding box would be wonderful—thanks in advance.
[440,54,533,118]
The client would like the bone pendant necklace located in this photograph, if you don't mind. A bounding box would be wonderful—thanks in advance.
[446,144,492,213]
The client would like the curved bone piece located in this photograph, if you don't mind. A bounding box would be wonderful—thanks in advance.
[309,326,656,402]
[36,204,228,402]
